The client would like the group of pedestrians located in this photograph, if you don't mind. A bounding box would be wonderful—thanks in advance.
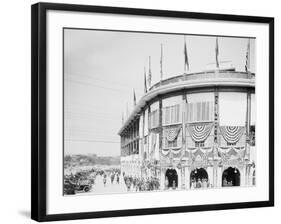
[190,178,210,189]
[102,171,120,187]
[123,175,160,192]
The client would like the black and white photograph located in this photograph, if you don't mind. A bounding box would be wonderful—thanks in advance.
[63,29,256,196]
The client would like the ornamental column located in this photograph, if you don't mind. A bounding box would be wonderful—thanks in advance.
[159,98,164,189]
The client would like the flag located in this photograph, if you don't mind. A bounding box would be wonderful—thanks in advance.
[245,39,250,72]
[133,89,136,106]
[160,44,163,81]
[184,36,189,72]
[215,37,219,69]
[148,56,152,87]
[144,67,147,93]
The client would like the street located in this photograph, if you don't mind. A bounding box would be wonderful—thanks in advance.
[76,174,128,195]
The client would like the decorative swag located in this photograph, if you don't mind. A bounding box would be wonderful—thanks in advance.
[161,147,181,156]
[218,146,245,161]
[165,126,181,142]
[187,123,214,143]
[220,126,245,144]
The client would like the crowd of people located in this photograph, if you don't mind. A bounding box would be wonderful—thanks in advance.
[190,178,210,189]
[123,174,160,192]
[102,171,120,187]
[222,178,234,187]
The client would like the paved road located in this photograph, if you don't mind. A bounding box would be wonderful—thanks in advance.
[76,175,128,195]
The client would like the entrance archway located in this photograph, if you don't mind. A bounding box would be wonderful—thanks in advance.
[190,168,208,188]
[222,167,240,187]
[252,170,256,186]
[165,169,178,189]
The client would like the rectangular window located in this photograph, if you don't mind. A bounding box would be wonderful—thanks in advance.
[219,92,247,126]
[150,110,159,128]
[163,104,181,125]
[187,101,214,122]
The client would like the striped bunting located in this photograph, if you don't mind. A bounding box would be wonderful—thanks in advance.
[220,126,245,144]
[171,147,181,154]
[165,126,181,142]
[161,148,170,156]
[187,123,213,143]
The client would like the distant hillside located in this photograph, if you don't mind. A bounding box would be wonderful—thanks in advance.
[64,154,120,167]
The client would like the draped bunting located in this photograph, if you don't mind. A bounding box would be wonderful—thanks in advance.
[171,148,181,154]
[200,147,213,153]
[218,146,245,162]
[187,123,213,143]
[220,126,245,144]
[161,147,182,156]
[187,147,212,163]
[187,147,212,153]
[161,148,170,156]
[219,146,245,153]
[165,126,181,142]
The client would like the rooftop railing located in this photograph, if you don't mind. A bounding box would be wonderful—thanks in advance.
[149,70,255,91]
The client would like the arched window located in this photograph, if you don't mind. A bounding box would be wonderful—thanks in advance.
[222,167,240,187]
[165,169,178,189]
[190,168,209,188]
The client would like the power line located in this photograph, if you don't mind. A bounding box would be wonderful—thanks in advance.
[65,78,143,97]
[65,78,129,94]
[68,73,143,92]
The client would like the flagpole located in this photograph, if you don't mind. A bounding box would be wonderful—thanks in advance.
[184,36,186,73]
[160,44,163,84]
[148,56,152,88]
[245,38,250,73]
[144,67,147,93]
[248,39,250,72]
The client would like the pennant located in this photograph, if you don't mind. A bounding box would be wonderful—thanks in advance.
[184,36,189,72]
[148,56,152,87]
[215,37,219,68]
[133,89,136,106]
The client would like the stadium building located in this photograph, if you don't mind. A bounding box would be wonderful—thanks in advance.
[118,40,256,190]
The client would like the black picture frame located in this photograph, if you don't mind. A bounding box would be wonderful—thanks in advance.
[31,2,274,222]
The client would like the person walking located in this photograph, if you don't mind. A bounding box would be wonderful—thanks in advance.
[103,173,107,187]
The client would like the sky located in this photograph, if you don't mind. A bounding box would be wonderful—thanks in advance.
[64,28,255,156]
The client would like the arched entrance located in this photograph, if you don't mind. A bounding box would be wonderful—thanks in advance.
[190,168,208,188]
[222,167,240,187]
[165,169,178,189]
[252,170,256,186]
